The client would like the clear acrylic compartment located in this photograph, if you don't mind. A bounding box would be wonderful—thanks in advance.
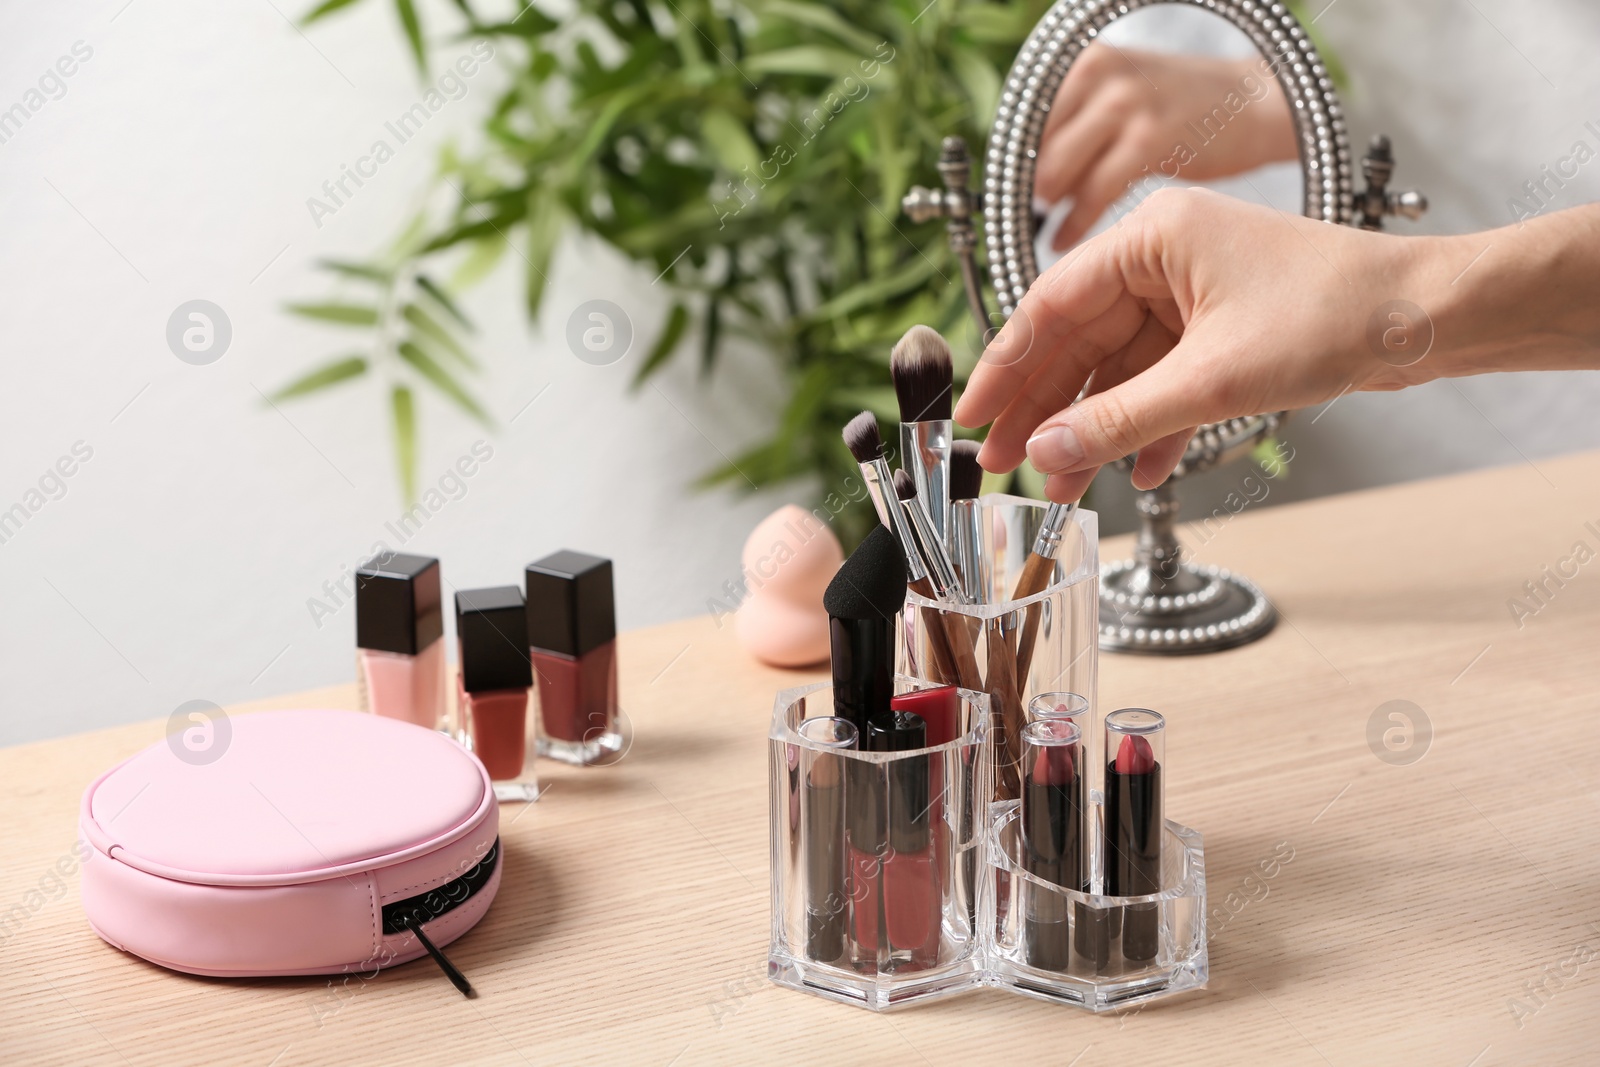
[896,495,1099,804]
[989,801,1209,1010]
[768,680,991,1010]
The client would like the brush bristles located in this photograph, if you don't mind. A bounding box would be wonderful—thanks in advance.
[950,440,983,501]
[842,410,884,464]
[892,468,917,502]
[890,325,953,423]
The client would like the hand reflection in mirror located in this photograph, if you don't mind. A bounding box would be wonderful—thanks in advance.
[1036,42,1298,251]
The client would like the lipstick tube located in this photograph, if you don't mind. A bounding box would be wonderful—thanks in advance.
[355,553,448,733]
[1020,719,1085,971]
[1105,708,1165,962]
[798,716,857,966]
[526,551,620,765]
[456,586,538,802]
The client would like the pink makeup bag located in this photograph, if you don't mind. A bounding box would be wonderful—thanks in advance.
[80,708,500,986]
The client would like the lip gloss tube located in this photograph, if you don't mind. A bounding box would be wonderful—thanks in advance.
[455,587,538,802]
[525,551,621,765]
[355,554,448,733]
[871,711,938,972]
[1020,718,1084,971]
[1105,708,1165,962]
[798,716,857,966]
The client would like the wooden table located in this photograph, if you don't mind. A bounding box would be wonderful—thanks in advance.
[5,452,1599,1065]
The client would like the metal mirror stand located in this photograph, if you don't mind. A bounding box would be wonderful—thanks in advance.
[903,1,1425,655]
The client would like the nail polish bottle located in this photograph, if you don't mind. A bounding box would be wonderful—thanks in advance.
[355,553,448,733]
[525,551,620,765]
[872,711,939,972]
[455,586,538,802]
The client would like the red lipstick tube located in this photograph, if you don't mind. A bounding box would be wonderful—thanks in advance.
[1105,709,1165,962]
[1020,718,1085,971]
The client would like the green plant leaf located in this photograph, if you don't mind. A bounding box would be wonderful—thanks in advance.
[302,0,365,25]
[745,46,865,79]
[391,385,416,502]
[317,259,392,283]
[394,0,426,73]
[631,302,690,388]
[415,274,473,328]
[448,237,507,291]
[266,355,368,401]
[398,340,490,425]
[471,9,559,36]
[286,302,380,326]
[758,1,884,56]
[403,303,477,368]
[700,110,761,175]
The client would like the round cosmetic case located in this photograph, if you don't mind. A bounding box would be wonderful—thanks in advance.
[79,708,500,979]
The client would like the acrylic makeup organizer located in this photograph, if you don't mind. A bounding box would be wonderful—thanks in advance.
[768,499,1209,1012]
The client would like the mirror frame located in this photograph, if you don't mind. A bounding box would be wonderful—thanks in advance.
[986,0,1353,316]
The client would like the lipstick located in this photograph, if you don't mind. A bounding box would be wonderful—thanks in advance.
[1020,718,1085,971]
[822,525,908,735]
[798,715,858,966]
[1105,709,1165,962]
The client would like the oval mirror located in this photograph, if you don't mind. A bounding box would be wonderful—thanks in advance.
[988,0,1361,654]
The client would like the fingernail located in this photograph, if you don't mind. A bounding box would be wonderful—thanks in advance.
[1027,424,1085,472]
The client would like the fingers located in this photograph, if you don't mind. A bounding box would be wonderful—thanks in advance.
[1035,105,1123,205]
[1043,468,1099,504]
[1051,141,1155,251]
[956,236,1160,433]
[1130,429,1195,489]
[974,289,1149,472]
[1025,349,1219,475]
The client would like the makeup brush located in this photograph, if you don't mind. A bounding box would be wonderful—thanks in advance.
[1011,500,1078,684]
[822,525,908,734]
[845,412,959,687]
[843,410,897,532]
[948,440,987,603]
[892,326,954,546]
[894,471,982,693]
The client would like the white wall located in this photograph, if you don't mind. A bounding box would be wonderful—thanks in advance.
[2,0,1598,744]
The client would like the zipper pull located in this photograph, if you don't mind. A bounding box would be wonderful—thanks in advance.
[404,907,475,998]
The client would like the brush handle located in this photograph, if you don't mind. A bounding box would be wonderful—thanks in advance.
[984,617,1024,802]
[902,421,952,546]
[907,578,960,687]
[1010,551,1058,685]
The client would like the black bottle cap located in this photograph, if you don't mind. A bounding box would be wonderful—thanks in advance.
[355,553,443,655]
[867,710,927,753]
[525,551,615,657]
[455,586,531,693]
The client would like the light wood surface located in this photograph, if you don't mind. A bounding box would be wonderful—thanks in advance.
[5,452,1599,1066]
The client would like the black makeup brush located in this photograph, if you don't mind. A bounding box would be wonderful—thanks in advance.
[846,411,961,687]
[823,524,908,734]
[843,410,897,533]
[892,326,955,546]
[948,440,987,603]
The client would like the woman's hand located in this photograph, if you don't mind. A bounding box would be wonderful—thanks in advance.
[955,189,1464,502]
[1037,43,1299,251]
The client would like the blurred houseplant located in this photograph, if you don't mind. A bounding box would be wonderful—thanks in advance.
[274,0,1053,543]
